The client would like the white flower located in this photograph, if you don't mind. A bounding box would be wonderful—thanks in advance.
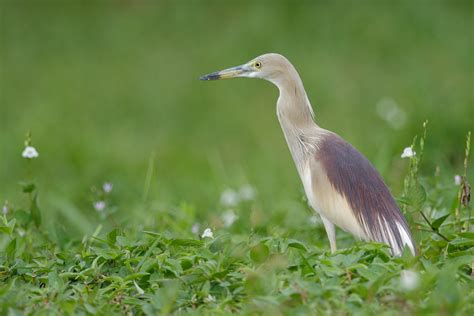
[400,270,419,291]
[222,209,238,227]
[22,146,39,159]
[93,201,106,211]
[191,223,200,234]
[454,175,462,186]
[201,228,214,239]
[220,188,239,207]
[309,215,320,225]
[103,182,113,193]
[401,147,416,159]
[376,97,407,130]
[239,185,256,201]
[133,280,145,295]
[2,201,9,215]
[204,294,216,303]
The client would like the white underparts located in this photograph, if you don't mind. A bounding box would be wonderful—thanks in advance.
[303,161,368,242]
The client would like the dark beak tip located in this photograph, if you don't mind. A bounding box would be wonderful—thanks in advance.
[199,73,220,81]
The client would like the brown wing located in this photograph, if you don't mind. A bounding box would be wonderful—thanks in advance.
[316,133,416,255]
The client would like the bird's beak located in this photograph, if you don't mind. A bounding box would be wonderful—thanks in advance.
[200,64,252,81]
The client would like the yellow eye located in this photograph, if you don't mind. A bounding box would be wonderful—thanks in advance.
[255,61,262,69]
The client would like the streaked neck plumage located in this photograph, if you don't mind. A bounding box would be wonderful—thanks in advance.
[270,63,325,175]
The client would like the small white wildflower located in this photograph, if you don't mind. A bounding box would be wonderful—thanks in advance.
[201,228,214,239]
[17,228,26,237]
[93,201,106,212]
[401,147,416,159]
[400,270,419,291]
[103,182,113,193]
[239,185,256,201]
[191,223,200,234]
[22,146,39,159]
[222,209,238,227]
[133,280,145,295]
[2,201,9,215]
[204,294,216,303]
[309,215,320,225]
[220,188,240,207]
[454,175,462,186]
[376,97,406,130]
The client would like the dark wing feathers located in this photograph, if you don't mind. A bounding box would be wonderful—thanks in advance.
[317,133,416,255]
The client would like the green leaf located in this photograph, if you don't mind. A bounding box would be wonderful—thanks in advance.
[84,303,97,314]
[14,210,32,226]
[0,218,16,235]
[48,271,64,290]
[201,280,210,295]
[448,237,474,251]
[250,243,269,264]
[170,238,203,247]
[143,230,161,237]
[356,266,379,282]
[107,228,122,245]
[6,238,16,261]
[408,183,427,212]
[432,214,450,230]
[287,239,309,252]
[116,236,135,248]
[136,239,160,272]
[124,272,150,281]
[21,182,36,193]
[459,232,474,239]
[30,192,41,227]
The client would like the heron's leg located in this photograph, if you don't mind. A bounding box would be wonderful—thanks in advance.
[320,215,337,253]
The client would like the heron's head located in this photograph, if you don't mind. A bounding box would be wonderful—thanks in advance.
[200,53,292,84]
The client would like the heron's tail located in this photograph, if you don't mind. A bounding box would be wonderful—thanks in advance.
[364,214,417,256]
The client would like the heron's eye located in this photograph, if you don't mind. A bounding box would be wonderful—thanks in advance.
[255,61,262,69]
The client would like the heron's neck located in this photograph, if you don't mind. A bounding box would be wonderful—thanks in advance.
[272,69,323,175]
[274,70,317,131]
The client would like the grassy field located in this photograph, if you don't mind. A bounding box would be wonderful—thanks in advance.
[1,1,473,314]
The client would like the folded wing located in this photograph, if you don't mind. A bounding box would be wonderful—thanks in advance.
[315,133,416,255]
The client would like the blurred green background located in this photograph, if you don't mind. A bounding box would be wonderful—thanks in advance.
[1,0,472,237]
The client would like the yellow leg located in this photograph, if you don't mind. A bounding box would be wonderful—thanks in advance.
[320,215,337,253]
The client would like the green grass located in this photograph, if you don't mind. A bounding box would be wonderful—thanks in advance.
[1,1,473,314]
[1,139,474,314]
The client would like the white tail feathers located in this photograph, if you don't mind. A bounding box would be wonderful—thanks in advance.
[367,216,416,256]
[394,222,416,256]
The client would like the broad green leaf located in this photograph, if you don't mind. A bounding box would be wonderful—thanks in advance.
[250,243,269,264]
[48,271,64,290]
[13,210,31,226]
